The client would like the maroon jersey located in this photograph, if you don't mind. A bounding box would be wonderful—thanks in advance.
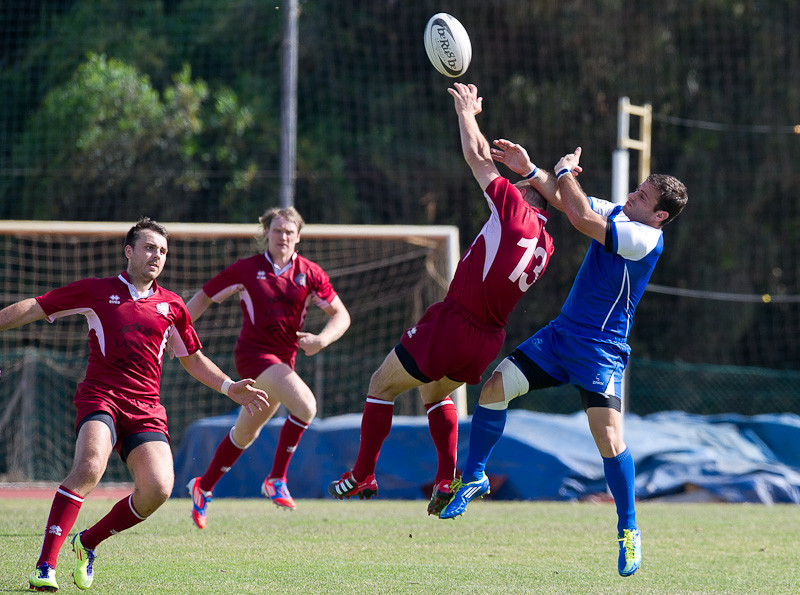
[36,272,201,401]
[202,252,337,365]
[446,176,554,327]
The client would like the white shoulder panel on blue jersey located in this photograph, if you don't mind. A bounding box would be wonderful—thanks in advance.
[589,197,662,261]
[588,196,618,217]
[612,218,662,261]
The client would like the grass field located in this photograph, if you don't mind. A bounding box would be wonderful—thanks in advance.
[2,497,798,594]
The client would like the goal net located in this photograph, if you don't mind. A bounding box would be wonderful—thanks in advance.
[0,221,458,482]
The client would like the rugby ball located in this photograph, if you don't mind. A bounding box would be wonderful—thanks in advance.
[424,13,472,78]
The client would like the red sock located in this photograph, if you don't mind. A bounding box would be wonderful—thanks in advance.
[425,397,458,484]
[80,494,145,550]
[199,429,245,492]
[351,398,394,481]
[37,486,84,568]
[268,415,309,480]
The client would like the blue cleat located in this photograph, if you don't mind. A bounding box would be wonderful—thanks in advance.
[617,527,642,577]
[438,474,490,519]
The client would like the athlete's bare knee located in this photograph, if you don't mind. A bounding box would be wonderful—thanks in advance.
[367,368,397,400]
[133,490,168,517]
[289,389,317,421]
[292,401,316,422]
[150,480,172,506]
[66,459,106,491]
[478,373,505,405]
[135,475,173,516]
[232,426,259,448]
[588,415,625,457]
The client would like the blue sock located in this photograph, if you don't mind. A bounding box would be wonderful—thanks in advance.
[462,405,507,483]
[603,447,637,535]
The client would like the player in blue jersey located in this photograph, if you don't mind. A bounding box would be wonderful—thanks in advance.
[440,142,687,578]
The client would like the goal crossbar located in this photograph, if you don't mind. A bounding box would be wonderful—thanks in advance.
[0,220,467,417]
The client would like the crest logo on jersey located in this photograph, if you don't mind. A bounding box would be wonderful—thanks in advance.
[295,273,307,287]
[257,270,266,280]
[108,294,121,305]
[156,302,170,317]
[406,326,417,339]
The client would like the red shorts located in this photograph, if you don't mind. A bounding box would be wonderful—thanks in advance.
[73,382,170,458]
[235,349,294,380]
[398,299,505,385]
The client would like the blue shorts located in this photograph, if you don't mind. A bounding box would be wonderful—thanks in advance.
[515,318,630,399]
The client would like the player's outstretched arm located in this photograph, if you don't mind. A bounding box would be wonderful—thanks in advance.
[554,148,607,243]
[0,298,47,331]
[297,295,351,356]
[491,139,582,212]
[178,350,269,415]
[448,82,500,191]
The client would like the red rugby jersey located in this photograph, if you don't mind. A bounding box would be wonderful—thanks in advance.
[202,253,337,362]
[446,176,555,327]
[36,272,201,400]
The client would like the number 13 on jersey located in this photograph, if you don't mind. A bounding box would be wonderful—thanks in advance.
[509,236,548,292]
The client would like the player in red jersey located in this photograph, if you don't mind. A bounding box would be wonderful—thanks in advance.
[0,217,268,592]
[327,82,555,515]
[185,206,350,523]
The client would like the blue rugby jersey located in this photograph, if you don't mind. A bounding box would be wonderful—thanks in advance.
[558,197,663,341]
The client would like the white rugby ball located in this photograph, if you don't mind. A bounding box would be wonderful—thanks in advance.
[423,13,472,78]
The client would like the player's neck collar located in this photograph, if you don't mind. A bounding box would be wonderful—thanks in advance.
[118,271,156,301]
[264,251,297,276]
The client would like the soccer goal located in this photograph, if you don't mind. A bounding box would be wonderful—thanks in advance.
[0,220,461,482]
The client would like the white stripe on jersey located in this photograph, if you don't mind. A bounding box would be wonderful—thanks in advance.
[601,264,630,333]
[46,307,105,354]
[209,284,243,303]
[239,288,255,324]
[166,324,191,358]
[478,196,502,281]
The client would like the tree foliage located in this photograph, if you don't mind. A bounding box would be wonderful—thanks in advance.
[1,0,799,370]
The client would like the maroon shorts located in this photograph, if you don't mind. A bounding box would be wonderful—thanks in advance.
[73,382,170,459]
[234,349,294,380]
[398,299,505,385]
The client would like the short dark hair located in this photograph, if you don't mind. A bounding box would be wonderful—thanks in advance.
[125,217,169,248]
[648,174,688,227]
[513,181,547,210]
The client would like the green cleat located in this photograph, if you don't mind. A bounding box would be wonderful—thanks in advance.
[617,528,642,577]
[29,563,58,592]
[71,532,95,590]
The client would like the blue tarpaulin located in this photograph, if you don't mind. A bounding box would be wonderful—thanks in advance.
[172,409,800,504]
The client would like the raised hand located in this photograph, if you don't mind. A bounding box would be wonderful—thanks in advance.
[555,147,583,177]
[447,82,483,117]
[491,139,535,177]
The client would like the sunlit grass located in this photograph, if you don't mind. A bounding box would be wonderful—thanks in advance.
[2,498,799,594]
